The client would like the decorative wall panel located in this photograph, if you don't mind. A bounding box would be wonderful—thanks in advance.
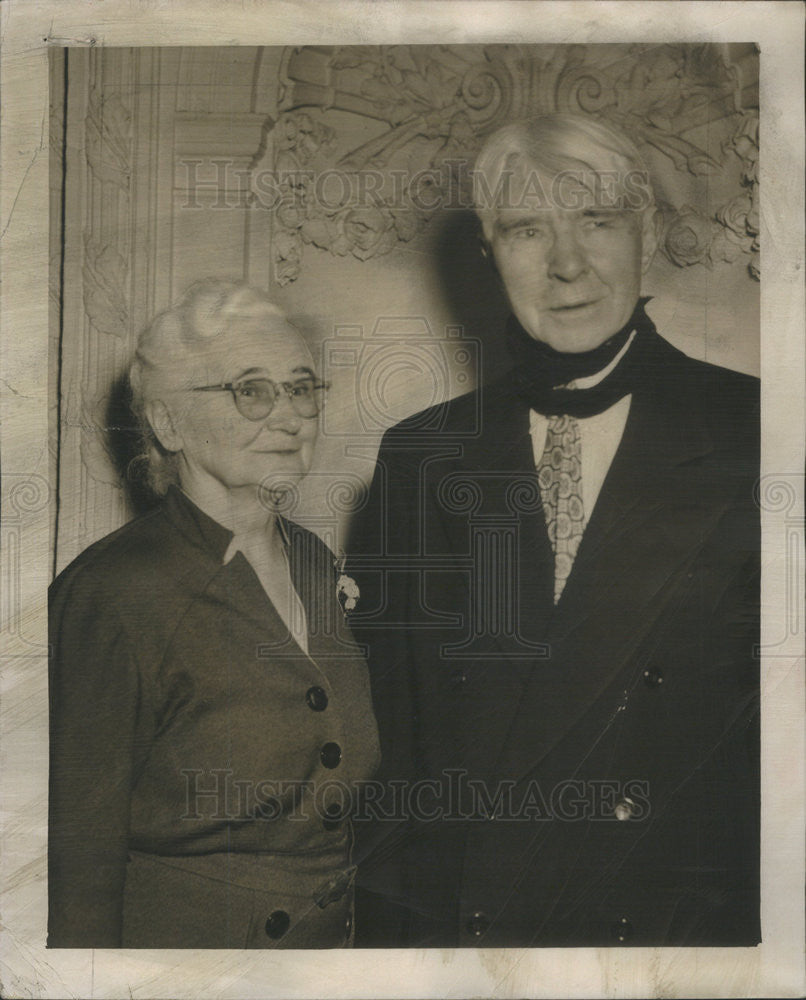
[51,44,759,568]
[53,48,271,570]
[270,43,759,283]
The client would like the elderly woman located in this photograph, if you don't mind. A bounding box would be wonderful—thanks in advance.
[48,280,380,948]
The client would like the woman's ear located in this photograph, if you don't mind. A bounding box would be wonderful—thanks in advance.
[145,399,183,453]
[641,207,663,273]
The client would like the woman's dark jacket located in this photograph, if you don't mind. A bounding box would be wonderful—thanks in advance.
[48,486,380,948]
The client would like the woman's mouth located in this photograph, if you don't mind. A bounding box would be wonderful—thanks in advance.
[550,298,601,313]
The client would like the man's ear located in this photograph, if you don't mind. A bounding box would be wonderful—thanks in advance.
[145,399,183,453]
[478,233,499,278]
[640,207,663,273]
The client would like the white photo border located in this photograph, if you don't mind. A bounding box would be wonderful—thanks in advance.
[1,2,803,998]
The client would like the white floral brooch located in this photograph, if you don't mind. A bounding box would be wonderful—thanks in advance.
[336,574,360,614]
[334,554,360,615]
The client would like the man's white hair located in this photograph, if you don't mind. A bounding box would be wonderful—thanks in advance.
[472,113,655,241]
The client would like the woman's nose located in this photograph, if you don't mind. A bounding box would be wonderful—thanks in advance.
[547,228,588,282]
[265,388,302,430]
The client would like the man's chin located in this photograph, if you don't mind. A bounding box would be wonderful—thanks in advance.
[529,308,630,354]
[535,325,616,354]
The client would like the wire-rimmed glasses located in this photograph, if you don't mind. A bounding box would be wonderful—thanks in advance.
[191,376,330,422]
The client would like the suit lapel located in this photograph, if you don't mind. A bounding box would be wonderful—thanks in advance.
[163,488,300,652]
[165,487,354,665]
[427,379,556,660]
[284,519,362,665]
[551,330,713,632]
[487,334,723,785]
[205,550,302,657]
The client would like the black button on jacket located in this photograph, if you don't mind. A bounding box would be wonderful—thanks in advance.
[48,487,380,948]
[350,324,760,948]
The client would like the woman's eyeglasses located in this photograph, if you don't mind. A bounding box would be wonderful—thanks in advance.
[191,376,330,422]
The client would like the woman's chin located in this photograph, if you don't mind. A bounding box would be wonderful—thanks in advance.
[250,456,309,488]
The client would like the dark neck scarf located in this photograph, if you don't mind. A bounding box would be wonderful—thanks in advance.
[506,298,655,418]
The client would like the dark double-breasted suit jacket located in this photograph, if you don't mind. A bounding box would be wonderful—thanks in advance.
[349,322,760,948]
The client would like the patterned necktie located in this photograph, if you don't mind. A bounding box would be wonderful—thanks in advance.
[537,414,586,603]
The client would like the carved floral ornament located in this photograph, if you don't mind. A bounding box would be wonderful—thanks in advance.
[266,43,759,284]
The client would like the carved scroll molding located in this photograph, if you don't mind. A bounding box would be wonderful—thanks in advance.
[1,474,50,656]
[269,43,759,284]
[54,48,137,571]
[57,49,147,569]
[56,49,272,570]
[49,49,66,570]
[82,52,133,502]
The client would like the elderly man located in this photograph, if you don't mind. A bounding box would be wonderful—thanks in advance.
[350,114,759,947]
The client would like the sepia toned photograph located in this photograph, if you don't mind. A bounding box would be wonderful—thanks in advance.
[47,39,762,951]
[1,3,804,998]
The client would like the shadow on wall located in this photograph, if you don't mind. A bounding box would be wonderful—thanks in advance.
[100,214,515,520]
[432,208,513,386]
[105,371,161,518]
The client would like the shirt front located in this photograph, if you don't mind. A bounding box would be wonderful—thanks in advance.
[528,331,635,521]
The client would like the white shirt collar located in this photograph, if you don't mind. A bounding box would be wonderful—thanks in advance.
[559,329,637,390]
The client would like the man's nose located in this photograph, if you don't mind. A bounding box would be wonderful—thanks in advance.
[547,227,588,282]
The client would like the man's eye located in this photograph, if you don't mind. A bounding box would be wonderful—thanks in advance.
[582,214,616,230]
[513,227,541,239]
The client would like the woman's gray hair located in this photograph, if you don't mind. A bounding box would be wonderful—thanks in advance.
[472,113,655,241]
[129,279,291,496]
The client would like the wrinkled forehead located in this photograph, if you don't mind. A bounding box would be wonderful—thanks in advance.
[170,312,313,387]
[489,151,651,215]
